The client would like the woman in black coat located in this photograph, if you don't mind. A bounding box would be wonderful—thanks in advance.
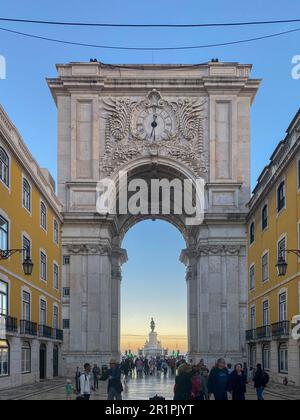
[174,364,193,400]
[229,364,247,401]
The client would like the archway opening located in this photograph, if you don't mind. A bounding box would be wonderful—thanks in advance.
[121,219,187,357]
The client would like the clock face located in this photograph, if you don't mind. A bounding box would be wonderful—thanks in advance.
[134,107,175,141]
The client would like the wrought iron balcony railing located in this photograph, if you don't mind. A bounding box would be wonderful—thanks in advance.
[53,328,63,341]
[38,325,53,339]
[271,321,290,338]
[256,325,271,341]
[246,329,256,342]
[20,320,38,336]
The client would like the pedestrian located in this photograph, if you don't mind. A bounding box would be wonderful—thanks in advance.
[174,363,193,400]
[208,358,229,401]
[65,379,73,401]
[92,364,101,391]
[79,363,92,400]
[170,358,176,376]
[191,367,209,400]
[243,362,248,383]
[227,363,234,375]
[229,364,247,401]
[75,367,81,394]
[253,364,269,401]
[162,359,168,376]
[107,359,123,401]
[136,358,144,378]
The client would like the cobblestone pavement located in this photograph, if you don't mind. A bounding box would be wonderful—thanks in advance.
[0,374,299,400]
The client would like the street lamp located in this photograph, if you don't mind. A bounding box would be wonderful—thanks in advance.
[0,249,34,276]
[276,250,300,277]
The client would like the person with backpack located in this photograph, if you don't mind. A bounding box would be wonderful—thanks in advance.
[253,364,269,400]
[79,363,92,400]
[191,367,209,400]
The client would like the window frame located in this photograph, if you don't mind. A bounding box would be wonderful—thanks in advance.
[262,251,269,283]
[262,203,268,231]
[22,290,31,321]
[21,342,31,374]
[249,221,255,245]
[279,292,287,322]
[277,180,286,213]
[40,201,47,231]
[53,219,59,245]
[22,176,32,214]
[0,146,10,188]
[39,298,47,326]
[53,263,59,290]
[262,345,271,371]
[0,340,9,377]
[249,264,255,291]
[0,215,9,253]
[278,343,288,374]
[40,251,47,282]
[0,280,8,317]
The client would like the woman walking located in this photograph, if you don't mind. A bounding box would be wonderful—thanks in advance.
[229,364,247,401]
[208,358,229,401]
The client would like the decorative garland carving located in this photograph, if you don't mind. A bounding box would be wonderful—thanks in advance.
[101,90,208,178]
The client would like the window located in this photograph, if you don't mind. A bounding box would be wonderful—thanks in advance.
[40,252,47,281]
[53,306,59,329]
[0,281,8,316]
[279,344,288,373]
[250,306,256,330]
[40,300,47,326]
[0,147,9,187]
[53,264,59,290]
[277,181,286,212]
[262,204,268,230]
[22,291,30,321]
[298,159,300,190]
[63,319,70,329]
[21,342,31,374]
[63,287,70,297]
[263,300,269,327]
[279,292,287,322]
[22,178,31,212]
[262,252,269,283]
[262,345,271,371]
[278,237,286,261]
[0,340,9,376]
[22,236,31,262]
[63,256,70,266]
[40,202,47,230]
[53,220,59,244]
[0,216,8,252]
[249,265,255,290]
[249,222,255,245]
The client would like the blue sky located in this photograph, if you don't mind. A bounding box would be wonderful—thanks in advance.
[0,0,299,350]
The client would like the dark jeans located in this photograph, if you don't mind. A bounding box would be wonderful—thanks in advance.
[82,394,90,400]
[232,392,246,401]
[214,392,228,401]
[93,378,99,390]
[256,386,265,401]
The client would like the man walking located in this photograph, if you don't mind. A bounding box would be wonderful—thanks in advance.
[253,364,269,400]
[92,364,101,391]
[107,359,123,401]
[79,363,92,400]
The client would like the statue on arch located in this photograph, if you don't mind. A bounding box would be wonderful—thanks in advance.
[150,318,155,332]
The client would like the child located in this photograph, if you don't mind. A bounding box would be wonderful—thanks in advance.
[65,379,73,400]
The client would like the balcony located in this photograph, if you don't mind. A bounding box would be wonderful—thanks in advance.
[39,325,53,339]
[5,316,18,333]
[246,329,256,342]
[256,325,271,341]
[53,329,63,341]
[20,320,38,336]
[271,321,290,339]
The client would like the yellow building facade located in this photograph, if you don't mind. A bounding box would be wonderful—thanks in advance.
[247,109,300,385]
[0,105,63,389]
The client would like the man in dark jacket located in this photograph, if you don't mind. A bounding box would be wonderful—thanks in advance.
[107,359,123,400]
[208,358,229,400]
[253,364,269,400]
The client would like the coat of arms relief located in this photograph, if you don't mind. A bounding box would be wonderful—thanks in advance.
[100,89,208,178]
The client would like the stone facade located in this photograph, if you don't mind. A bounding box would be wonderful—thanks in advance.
[48,61,260,374]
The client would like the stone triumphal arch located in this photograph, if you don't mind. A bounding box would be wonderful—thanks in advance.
[48,62,260,374]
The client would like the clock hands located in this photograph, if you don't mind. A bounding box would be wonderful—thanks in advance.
[150,114,158,141]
